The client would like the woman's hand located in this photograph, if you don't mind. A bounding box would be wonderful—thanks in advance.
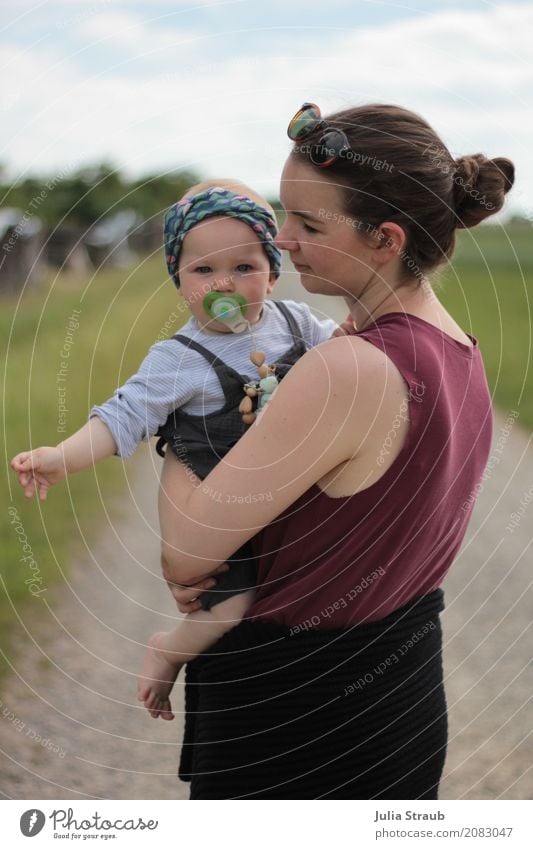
[11,446,67,500]
[161,554,230,613]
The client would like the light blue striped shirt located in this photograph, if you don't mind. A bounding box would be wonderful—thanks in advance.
[89,299,338,458]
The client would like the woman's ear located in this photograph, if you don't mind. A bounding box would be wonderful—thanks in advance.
[372,222,407,263]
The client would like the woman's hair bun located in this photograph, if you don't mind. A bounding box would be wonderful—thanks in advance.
[453,154,515,229]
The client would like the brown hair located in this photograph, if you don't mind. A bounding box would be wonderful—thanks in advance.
[290,103,515,283]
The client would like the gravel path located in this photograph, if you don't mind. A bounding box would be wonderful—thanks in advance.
[1,269,531,800]
[1,444,189,800]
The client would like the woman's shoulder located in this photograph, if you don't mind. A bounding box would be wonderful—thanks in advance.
[271,334,410,497]
[308,332,402,379]
[358,309,476,351]
[290,334,408,422]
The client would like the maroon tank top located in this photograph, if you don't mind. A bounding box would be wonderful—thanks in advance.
[247,312,493,629]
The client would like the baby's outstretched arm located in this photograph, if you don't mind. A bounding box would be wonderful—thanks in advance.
[11,417,117,500]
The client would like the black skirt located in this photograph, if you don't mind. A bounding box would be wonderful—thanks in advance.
[178,589,448,799]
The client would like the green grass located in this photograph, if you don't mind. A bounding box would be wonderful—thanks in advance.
[1,254,185,671]
[437,223,532,425]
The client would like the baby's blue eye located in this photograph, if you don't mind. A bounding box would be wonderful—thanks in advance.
[236,263,253,273]
[303,222,318,233]
[195,266,212,274]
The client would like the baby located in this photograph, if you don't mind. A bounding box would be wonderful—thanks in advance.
[11,179,338,721]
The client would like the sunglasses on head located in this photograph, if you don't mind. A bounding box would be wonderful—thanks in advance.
[287,102,350,167]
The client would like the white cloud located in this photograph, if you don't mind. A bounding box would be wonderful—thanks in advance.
[76,10,200,53]
[4,0,231,7]
[78,11,149,45]
[0,2,531,213]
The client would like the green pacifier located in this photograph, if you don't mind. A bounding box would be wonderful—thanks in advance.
[203,292,249,333]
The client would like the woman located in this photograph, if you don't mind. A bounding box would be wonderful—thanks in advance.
[158,102,514,799]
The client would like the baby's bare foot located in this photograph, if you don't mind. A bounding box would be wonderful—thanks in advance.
[137,631,183,720]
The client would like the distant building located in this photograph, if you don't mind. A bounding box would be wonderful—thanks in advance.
[84,209,139,269]
[0,208,44,295]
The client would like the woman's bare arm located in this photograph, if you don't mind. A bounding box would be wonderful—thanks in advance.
[159,336,394,584]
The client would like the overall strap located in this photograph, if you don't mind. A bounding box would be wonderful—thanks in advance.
[170,334,228,369]
[169,334,250,403]
[270,300,305,347]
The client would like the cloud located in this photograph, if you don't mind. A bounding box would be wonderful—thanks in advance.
[76,11,149,44]
[0,1,531,213]
[75,10,200,53]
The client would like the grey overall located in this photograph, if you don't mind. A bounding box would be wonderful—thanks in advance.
[155,300,307,610]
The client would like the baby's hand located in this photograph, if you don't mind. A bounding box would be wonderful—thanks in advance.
[10,446,67,500]
[331,314,357,338]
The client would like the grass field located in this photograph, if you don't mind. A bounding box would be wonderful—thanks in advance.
[1,253,183,671]
[438,223,532,424]
[1,222,531,667]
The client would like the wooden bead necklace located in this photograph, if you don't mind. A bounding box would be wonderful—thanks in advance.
[203,292,279,425]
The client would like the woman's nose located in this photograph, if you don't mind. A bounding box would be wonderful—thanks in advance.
[275,222,298,252]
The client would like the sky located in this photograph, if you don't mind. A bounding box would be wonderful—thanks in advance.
[1,0,532,217]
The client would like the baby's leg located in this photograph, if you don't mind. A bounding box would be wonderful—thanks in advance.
[138,589,254,720]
